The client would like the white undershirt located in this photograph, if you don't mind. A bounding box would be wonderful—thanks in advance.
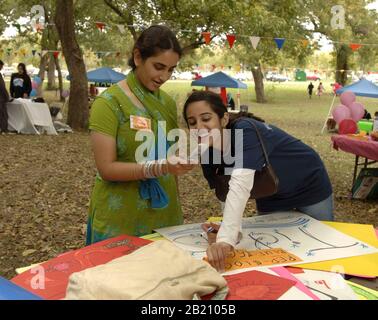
[216,168,255,247]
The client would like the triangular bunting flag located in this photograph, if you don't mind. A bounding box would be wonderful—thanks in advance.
[301,40,309,48]
[32,50,37,56]
[53,51,60,59]
[249,36,260,49]
[202,32,211,45]
[116,52,121,58]
[6,48,12,56]
[95,22,106,32]
[274,38,286,50]
[117,25,126,34]
[42,50,48,57]
[226,34,236,49]
[349,43,362,51]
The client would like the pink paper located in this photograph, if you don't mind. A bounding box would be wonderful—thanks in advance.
[270,267,320,300]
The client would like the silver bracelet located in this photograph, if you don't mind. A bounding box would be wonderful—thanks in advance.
[142,159,168,179]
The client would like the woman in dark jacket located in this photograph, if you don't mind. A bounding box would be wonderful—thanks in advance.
[10,63,32,98]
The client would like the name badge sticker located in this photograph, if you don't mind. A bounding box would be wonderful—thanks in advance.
[130,115,152,131]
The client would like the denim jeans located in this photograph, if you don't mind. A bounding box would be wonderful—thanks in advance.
[296,194,334,221]
[259,194,335,221]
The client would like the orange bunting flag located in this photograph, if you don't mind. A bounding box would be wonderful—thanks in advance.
[301,40,309,48]
[226,34,236,49]
[95,22,106,32]
[349,43,362,51]
[202,32,211,45]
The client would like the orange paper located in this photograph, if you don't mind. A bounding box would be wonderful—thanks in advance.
[224,248,302,272]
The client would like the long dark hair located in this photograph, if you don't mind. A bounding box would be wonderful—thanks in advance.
[183,91,264,128]
[17,63,27,74]
[128,25,182,69]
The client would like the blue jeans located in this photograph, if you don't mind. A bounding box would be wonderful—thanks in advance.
[259,194,334,221]
[296,194,334,221]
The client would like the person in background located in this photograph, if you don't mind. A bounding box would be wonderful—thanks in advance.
[227,93,235,110]
[317,82,325,97]
[89,84,99,98]
[10,63,32,99]
[362,109,372,120]
[0,60,10,134]
[308,82,314,99]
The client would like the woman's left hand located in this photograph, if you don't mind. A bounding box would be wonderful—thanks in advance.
[206,242,234,273]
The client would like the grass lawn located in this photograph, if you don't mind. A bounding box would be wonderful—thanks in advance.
[0,80,377,279]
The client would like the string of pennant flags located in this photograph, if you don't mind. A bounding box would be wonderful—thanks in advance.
[28,20,375,51]
[0,48,125,60]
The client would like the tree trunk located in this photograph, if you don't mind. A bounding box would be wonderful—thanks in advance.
[55,0,88,130]
[251,63,267,103]
[53,55,64,102]
[335,44,349,86]
[38,54,48,81]
[47,56,56,90]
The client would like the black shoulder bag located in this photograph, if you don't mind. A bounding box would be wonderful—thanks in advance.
[212,119,279,202]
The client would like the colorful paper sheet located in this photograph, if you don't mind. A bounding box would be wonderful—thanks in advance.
[293,221,378,277]
[224,270,297,300]
[11,235,151,300]
[287,269,358,300]
[220,248,302,272]
[345,281,378,300]
[270,267,320,300]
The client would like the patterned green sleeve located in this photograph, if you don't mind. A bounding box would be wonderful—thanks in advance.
[89,97,118,138]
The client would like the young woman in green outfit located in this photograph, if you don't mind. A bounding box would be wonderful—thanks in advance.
[87,26,195,244]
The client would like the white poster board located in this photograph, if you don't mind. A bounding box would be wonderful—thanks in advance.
[156,212,378,270]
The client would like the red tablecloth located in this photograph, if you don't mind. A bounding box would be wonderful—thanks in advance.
[331,135,378,161]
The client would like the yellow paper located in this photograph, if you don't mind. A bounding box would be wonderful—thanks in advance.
[16,263,44,275]
[140,233,166,242]
[346,281,378,300]
[294,222,378,277]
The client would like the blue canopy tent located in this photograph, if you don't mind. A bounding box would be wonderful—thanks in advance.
[321,78,378,133]
[67,67,126,84]
[191,71,248,108]
[192,71,248,89]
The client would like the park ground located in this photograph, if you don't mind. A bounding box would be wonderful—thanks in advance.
[0,80,377,279]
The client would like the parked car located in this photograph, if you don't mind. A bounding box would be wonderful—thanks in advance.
[266,72,290,82]
[365,73,378,83]
[235,72,250,81]
[306,74,321,81]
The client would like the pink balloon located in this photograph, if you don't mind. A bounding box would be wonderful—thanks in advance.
[340,91,356,107]
[350,102,365,122]
[332,105,351,124]
[32,81,38,89]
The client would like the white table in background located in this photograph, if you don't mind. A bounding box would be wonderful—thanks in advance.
[6,99,57,135]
